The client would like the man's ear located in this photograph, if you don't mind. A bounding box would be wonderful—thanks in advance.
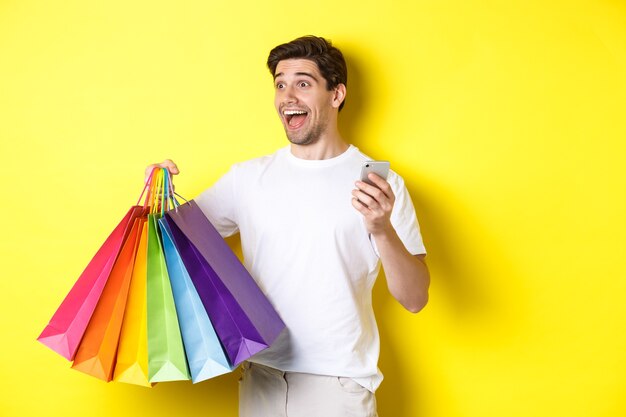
[331,84,346,109]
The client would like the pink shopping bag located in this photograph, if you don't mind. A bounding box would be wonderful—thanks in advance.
[38,206,145,360]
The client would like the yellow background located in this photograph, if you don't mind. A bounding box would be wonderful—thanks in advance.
[1,1,625,416]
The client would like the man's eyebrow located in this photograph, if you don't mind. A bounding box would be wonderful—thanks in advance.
[273,72,319,82]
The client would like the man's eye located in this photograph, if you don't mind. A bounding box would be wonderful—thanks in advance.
[298,82,309,88]
[276,83,284,89]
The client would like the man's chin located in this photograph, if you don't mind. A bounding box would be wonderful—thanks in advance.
[286,132,316,146]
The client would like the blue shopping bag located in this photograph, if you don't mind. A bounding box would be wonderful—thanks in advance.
[158,218,233,382]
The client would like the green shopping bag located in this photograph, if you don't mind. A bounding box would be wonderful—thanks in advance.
[146,211,190,382]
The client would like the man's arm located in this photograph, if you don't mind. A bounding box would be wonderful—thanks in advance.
[372,233,429,313]
[352,174,430,313]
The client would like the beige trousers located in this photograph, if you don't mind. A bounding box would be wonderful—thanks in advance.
[239,362,378,417]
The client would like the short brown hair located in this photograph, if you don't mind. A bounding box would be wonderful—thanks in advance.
[267,35,348,111]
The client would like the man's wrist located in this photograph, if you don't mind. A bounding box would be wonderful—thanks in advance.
[370,225,397,243]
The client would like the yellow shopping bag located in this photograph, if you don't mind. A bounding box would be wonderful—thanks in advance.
[113,220,153,387]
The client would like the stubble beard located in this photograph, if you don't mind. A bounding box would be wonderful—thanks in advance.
[285,119,326,146]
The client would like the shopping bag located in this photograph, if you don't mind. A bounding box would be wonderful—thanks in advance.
[113,220,152,387]
[165,201,286,366]
[158,218,233,382]
[71,216,144,381]
[146,213,190,382]
[38,206,144,360]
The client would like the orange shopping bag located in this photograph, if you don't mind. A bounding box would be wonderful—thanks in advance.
[71,215,145,381]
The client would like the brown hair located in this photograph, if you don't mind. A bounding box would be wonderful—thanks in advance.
[267,35,348,111]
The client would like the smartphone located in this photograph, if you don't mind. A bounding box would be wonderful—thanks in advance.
[360,161,390,187]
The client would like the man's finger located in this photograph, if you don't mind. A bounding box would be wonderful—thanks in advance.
[145,160,180,183]
[367,173,393,198]
[161,159,180,175]
[352,189,378,209]
[356,180,388,204]
[144,164,160,183]
[351,197,371,215]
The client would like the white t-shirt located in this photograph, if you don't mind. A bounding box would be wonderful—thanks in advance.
[195,145,426,392]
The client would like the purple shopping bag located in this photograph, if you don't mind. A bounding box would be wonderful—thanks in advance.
[163,201,285,366]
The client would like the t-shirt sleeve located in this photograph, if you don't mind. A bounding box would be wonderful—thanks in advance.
[386,172,427,255]
[193,166,240,238]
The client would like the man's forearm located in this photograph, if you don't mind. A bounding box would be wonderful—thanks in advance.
[373,228,430,313]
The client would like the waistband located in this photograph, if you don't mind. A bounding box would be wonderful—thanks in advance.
[243,361,286,377]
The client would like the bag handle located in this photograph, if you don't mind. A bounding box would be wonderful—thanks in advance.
[137,166,187,214]
[137,168,157,207]
[162,168,188,211]
[151,169,165,215]
[149,168,184,215]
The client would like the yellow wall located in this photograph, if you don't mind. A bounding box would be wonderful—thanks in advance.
[1,1,625,416]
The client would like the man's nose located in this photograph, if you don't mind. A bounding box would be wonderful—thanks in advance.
[283,85,298,102]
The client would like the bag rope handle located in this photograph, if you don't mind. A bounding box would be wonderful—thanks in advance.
[137,166,185,214]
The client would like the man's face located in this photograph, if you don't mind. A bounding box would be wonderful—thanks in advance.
[273,59,338,146]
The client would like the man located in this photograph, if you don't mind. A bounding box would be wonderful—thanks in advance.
[148,35,429,417]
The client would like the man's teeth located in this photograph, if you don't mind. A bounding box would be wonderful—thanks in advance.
[284,110,307,115]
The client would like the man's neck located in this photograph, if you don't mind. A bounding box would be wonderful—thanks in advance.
[289,133,349,161]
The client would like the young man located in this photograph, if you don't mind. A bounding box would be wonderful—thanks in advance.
[148,35,429,417]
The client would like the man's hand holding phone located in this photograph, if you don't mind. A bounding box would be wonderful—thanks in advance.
[352,161,395,236]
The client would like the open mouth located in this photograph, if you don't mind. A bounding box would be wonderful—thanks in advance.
[283,109,308,129]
